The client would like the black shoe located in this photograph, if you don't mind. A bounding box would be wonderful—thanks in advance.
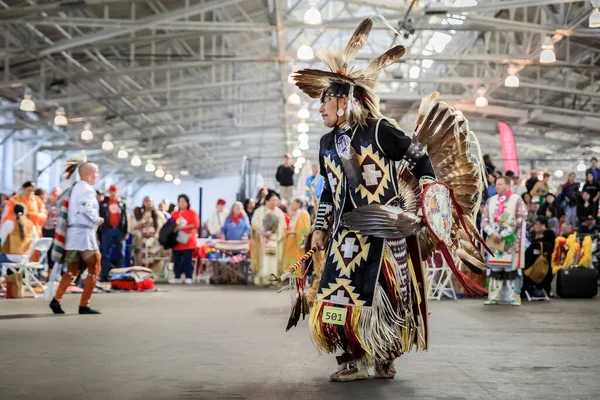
[79,306,101,315]
[49,298,65,314]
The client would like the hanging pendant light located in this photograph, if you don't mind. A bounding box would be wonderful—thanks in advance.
[540,36,556,64]
[297,107,310,119]
[54,107,68,126]
[475,87,488,108]
[118,149,129,159]
[155,168,165,178]
[20,87,35,112]
[292,148,302,158]
[131,155,142,167]
[304,7,322,25]
[299,141,309,151]
[287,93,301,105]
[102,135,114,151]
[180,170,189,176]
[504,75,519,88]
[540,49,556,63]
[590,7,600,28]
[164,173,174,182]
[504,65,519,88]
[145,161,156,172]
[297,122,309,133]
[298,133,309,143]
[297,156,306,164]
[80,122,93,141]
[173,177,182,185]
[297,45,314,61]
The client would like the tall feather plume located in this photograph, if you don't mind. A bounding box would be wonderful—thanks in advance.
[342,18,374,66]
[64,151,87,180]
[315,48,345,75]
[354,45,406,83]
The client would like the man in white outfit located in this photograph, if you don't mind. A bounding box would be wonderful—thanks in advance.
[50,162,104,315]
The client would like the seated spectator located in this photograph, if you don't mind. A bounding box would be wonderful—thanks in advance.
[577,191,597,234]
[538,193,558,217]
[582,172,600,208]
[0,204,37,263]
[526,198,539,238]
[523,216,555,298]
[521,192,532,207]
[531,216,557,246]
[221,201,251,241]
[544,207,559,235]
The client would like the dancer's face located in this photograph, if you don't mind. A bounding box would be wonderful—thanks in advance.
[319,96,347,128]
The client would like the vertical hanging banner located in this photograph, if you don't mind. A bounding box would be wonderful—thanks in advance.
[497,121,519,174]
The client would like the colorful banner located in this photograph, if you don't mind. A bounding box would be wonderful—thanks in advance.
[497,121,519,174]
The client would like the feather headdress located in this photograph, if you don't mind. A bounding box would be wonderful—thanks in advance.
[293,17,405,127]
[64,151,88,180]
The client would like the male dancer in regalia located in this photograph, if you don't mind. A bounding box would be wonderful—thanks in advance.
[289,17,488,382]
[50,162,104,315]
[481,176,527,306]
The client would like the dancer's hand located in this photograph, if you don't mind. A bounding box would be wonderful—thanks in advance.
[312,230,326,250]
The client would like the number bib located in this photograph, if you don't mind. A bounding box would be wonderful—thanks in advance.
[322,306,347,325]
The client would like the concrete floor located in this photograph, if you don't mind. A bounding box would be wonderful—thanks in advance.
[0,286,599,400]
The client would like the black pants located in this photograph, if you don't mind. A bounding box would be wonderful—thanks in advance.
[173,249,194,279]
[42,228,56,271]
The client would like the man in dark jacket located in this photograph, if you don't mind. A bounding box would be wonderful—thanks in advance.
[98,185,128,281]
[276,153,295,204]
[586,157,600,183]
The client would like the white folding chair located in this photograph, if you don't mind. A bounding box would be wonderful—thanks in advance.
[1,238,53,298]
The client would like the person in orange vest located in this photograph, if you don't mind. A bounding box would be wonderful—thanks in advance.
[2,181,47,237]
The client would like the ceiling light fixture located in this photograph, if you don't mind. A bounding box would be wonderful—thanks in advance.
[102,135,114,151]
[475,87,488,108]
[504,65,520,88]
[297,44,314,61]
[297,156,306,164]
[539,36,556,64]
[173,178,182,185]
[297,122,309,133]
[554,170,564,178]
[80,122,93,141]
[295,167,300,174]
[54,107,68,126]
[145,161,156,172]
[180,170,189,176]
[155,168,165,178]
[20,87,35,112]
[294,161,303,169]
[131,155,142,167]
[297,107,310,120]
[577,163,586,172]
[164,173,174,182]
[292,148,302,158]
[298,132,309,143]
[287,93,301,105]
[304,6,322,25]
[299,141,309,151]
[590,7,600,28]
[118,149,129,159]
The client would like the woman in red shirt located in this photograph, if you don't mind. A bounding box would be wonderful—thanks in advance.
[169,194,200,284]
